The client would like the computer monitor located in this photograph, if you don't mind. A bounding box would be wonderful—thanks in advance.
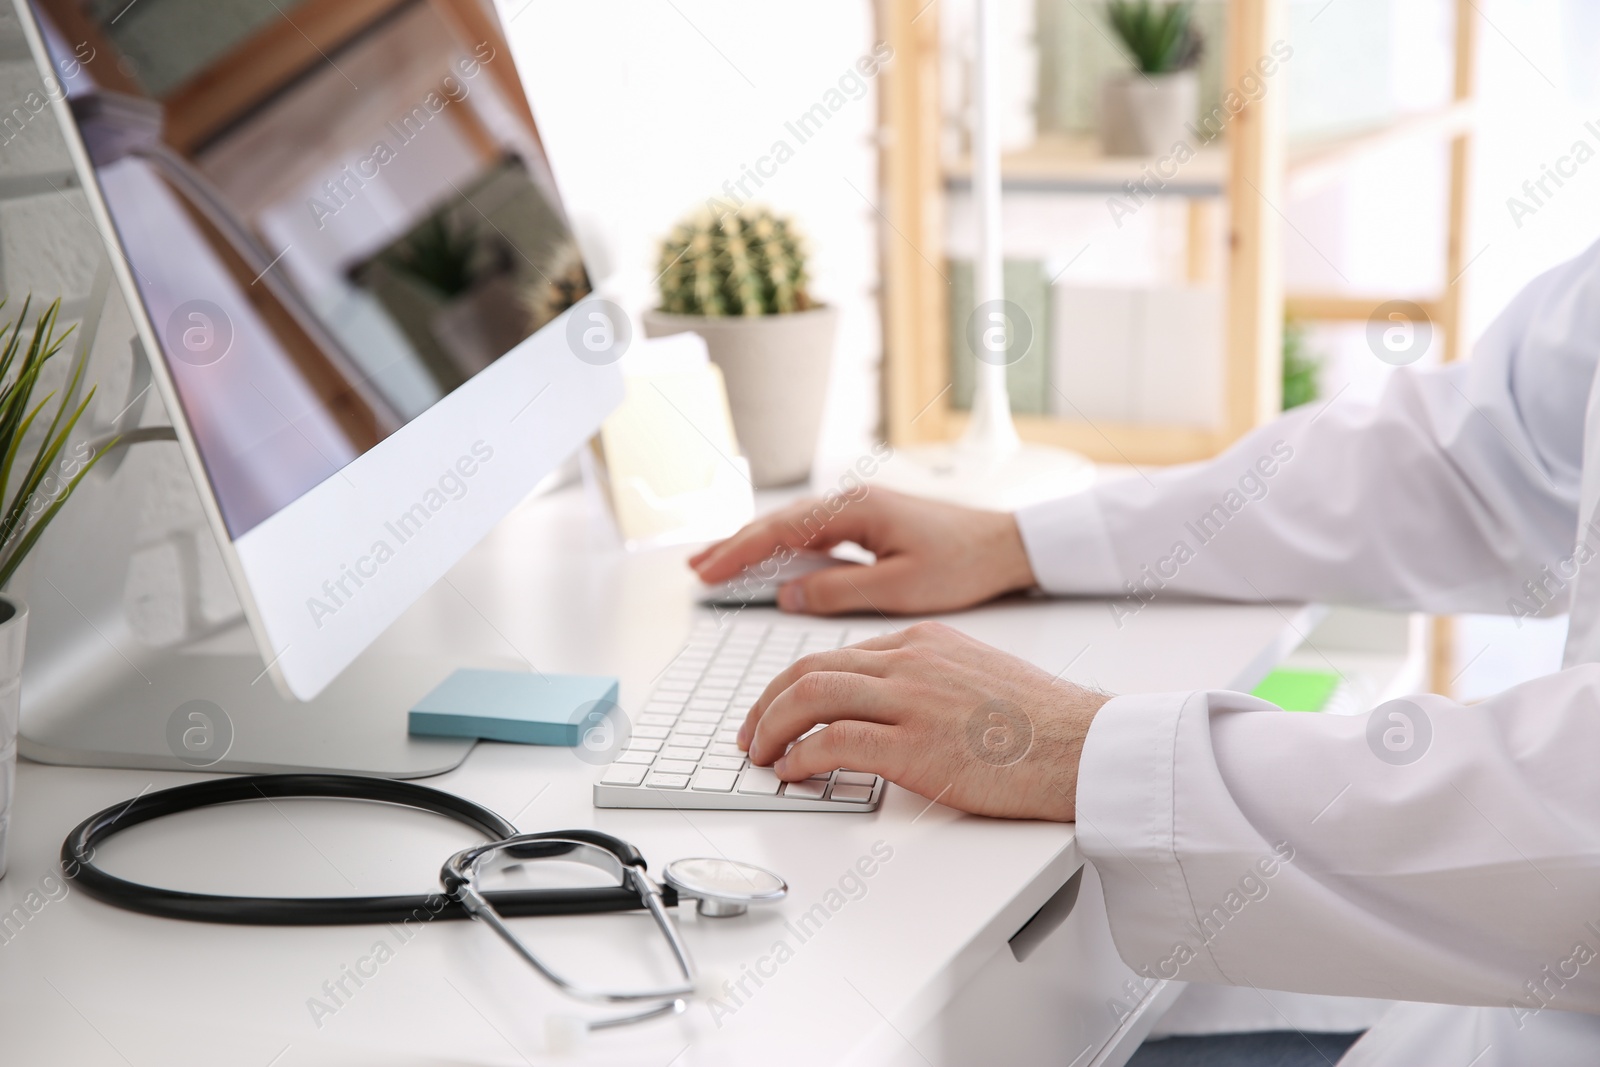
[12,0,622,774]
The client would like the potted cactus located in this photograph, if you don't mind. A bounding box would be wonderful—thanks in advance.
[1100,0,1204,156]
[642,206,836,487]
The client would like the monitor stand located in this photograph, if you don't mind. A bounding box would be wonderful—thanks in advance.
[14,327,476,778]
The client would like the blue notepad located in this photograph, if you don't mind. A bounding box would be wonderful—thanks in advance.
[407,669,619,745]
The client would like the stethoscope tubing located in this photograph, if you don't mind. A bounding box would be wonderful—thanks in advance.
[61,773,676,925]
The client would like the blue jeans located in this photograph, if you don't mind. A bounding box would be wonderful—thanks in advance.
[1128,1031,1364,1066]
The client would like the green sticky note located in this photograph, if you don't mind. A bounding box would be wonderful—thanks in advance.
[1251,668,1341,712]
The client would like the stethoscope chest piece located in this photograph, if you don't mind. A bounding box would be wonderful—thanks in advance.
[663,857,787,917]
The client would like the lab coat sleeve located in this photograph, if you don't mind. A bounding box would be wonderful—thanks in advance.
[1014,246,1600,614]
[1076,672,1600,1012]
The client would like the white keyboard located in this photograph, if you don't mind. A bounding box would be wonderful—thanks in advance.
[593,617,890,811]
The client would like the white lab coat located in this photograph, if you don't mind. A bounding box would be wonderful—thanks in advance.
[1014,238,1600,1065]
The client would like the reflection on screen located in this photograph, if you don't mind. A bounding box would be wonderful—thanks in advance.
[27,0,590,536]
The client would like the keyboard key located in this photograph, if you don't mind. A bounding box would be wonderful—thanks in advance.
[676,721,716,736]
[701,755,746,771]
[645,700,685,713]
[667,733,710,749]
[633,725,671,739]
[715,729,741,745]
[654,759,698,775]
[830,784,874,802]
[639,714,677,727]
[698,687,736,700]
[643,771,688,790]
[615,750,655,765]
[601,764,648,786]
[659,746,704,763]
[736,767,783,795]
[625,738,663,753]
[646,772,690,790]
[782,779,827,800]
[691,769,739,792]
[709,743,745,758]
[835,771,877,787]
[682,710,722,723]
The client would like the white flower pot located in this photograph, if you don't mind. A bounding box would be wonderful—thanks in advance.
[0,596,28,881]
[1099,70,1198,157]
[642,306,837,488]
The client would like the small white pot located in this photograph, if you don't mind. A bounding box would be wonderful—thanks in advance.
[642,306,837,488]
[1099,70,1198,157]
[0,596,28,881]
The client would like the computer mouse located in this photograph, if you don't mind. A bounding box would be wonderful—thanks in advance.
[695,550,855,606]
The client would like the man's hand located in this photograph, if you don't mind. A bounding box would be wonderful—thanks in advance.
[689,489,1037,616]
[737,622,1110,822]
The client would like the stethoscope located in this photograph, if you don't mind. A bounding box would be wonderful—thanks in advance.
[62,774,787,1042]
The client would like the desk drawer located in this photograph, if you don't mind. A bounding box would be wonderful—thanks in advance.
[901,862,1179,1066]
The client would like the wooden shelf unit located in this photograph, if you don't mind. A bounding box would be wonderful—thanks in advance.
[877,0,1478,464]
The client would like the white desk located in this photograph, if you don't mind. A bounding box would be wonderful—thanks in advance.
[0,487,1314,1066]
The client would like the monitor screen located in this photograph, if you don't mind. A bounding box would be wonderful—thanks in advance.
[26,0,590,537]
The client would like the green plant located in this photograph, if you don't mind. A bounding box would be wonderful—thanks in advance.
[1106,1,1203,75]
[388,214,481,298]
[656,206,812,317]
[524,237,593,329]
[1282,319,1322,411]
[0,297,112,589]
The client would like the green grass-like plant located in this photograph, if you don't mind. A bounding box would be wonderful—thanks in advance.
[388,214,481,299]
[1106,0,1203,75]
[0,297,113,590]
[1282,319,1322,411]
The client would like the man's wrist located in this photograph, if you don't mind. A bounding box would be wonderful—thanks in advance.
[1039,687,1112,821]
[995,513,1041,594]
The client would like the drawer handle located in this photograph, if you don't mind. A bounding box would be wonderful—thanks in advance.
[1009,866,1083,963]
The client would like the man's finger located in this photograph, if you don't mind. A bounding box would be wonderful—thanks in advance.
[747,672,895,766]
[842,631,908,652]
[780,556,918,616]
[772,720,901,782]
[692,497,872,583]
[739,647,895,748]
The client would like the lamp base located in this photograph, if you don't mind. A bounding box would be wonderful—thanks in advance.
[874,442,1094,511]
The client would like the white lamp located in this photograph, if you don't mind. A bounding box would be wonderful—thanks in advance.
[877,0,1092,510]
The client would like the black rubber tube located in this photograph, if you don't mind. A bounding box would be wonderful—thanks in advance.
[61,774,673,925]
